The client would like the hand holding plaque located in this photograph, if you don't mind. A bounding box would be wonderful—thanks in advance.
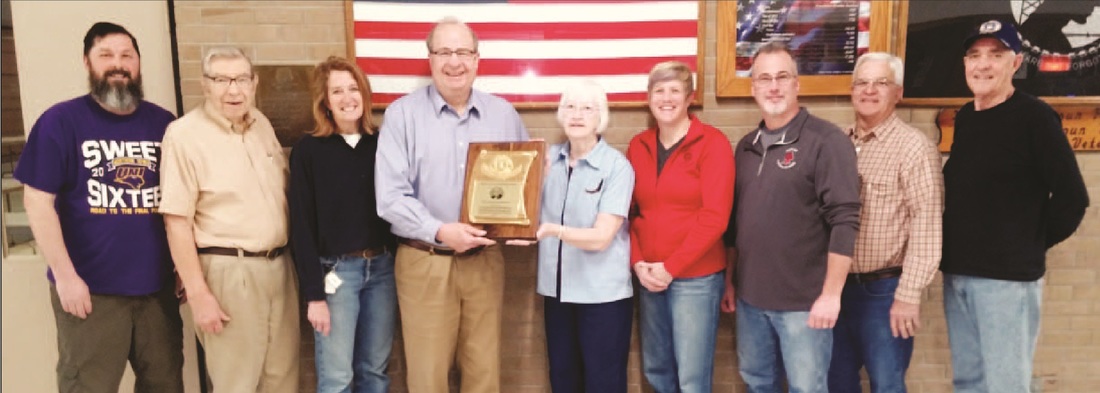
[460,141,546,240]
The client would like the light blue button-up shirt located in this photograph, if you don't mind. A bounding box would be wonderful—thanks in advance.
[537,139,635,304]
[375,85,529,244]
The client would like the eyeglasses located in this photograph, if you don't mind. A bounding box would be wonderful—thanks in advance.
[752,73,795,86]
[430,48,477,59]
[561,103,598,115]
[204,74,254,89]
[852,77,894,91]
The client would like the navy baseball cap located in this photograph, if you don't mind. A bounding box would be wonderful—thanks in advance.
[963,19,1022,53]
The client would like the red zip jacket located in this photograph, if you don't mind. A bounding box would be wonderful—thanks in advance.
[626,116,735,278]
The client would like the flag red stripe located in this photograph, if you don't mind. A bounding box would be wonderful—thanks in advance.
[356,56,697,77]
[353,1,698,104]
[355,20,697,41]
[372,91,649,104]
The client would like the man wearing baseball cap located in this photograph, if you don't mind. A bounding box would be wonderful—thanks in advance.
[941,19,1089,393]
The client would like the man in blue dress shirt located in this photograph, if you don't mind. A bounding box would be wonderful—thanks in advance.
[374,16,529,393]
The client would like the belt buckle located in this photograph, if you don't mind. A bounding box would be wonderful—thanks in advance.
[264,248,279,259]
[427,245,437,256]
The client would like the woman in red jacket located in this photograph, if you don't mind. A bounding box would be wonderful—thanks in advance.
[626,61,735,393]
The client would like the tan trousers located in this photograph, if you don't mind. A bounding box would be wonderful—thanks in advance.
[196,253,300,393]
[395,244,505,393]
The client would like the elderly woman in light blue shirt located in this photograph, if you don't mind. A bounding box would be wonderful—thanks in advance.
[512,79,635,393]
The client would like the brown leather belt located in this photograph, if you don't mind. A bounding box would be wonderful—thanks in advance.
[342,246,389,259]
[398,237,485,257]
[198,246,285,259]
[849,266,903,282]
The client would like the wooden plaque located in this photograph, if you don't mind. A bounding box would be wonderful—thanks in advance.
[460,141,546,240]
[935,106,1100,152]
[254,65,314,147]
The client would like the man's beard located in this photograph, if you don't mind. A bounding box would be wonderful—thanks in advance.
[760,99,788,116]
[89,69,143,112]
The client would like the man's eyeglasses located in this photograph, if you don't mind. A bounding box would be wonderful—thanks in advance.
[852,78,894,91]
[204,74,254,89]
[430,48,477,59]
[752,73,795,87]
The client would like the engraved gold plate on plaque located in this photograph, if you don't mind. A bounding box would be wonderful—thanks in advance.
[467,150,537,225]
[460,141,546,240]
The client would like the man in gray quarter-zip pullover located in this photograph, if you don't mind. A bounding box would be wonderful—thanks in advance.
[720,42,861,393]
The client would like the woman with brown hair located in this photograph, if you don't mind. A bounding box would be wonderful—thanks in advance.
[289,56,396,393]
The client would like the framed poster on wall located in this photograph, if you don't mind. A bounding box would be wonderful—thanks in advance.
[346,0,706,108]
[716,0,895,97]
[899,0,1100,106]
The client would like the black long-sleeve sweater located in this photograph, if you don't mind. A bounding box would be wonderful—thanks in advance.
[942,92,1089,281]
[289,132,395,302]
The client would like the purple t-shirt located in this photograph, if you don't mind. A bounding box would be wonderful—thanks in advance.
[14,95,176,296]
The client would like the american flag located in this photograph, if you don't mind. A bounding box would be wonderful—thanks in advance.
[350,0,702,106]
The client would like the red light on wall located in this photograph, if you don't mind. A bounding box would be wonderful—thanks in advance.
[1038,55,1071,72]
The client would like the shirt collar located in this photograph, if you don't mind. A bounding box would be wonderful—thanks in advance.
[555,138,609,170]
[428,84,481,118]
[752,107,809,146]
[640,115,706,152]
[201,100,257,134]
[847,113,901,143]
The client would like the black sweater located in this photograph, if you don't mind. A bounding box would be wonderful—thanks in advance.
[942,92,1089,281]
[289,132,395,302]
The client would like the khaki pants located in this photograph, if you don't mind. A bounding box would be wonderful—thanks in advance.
[395,244,505,393]
[196,253,299,393]
[51,283,184,393]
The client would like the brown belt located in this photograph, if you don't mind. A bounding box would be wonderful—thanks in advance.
[342,246,390,259]
[198,246,285,259]
[398,237,485,257]
[849,266,903,282]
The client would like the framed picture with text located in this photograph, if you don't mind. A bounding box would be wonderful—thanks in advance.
[716,0,895,97]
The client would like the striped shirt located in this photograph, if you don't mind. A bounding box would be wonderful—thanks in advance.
[846,114,943,304]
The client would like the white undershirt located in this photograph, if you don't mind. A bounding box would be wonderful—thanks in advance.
[341,133,361,148]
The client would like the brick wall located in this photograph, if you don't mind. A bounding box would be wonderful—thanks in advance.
[1,3,24,140]
[1,25,23,176]
[173,0,347,112]
[172,1,1100,392]
[3,18,26,176]
[2,28,24,139]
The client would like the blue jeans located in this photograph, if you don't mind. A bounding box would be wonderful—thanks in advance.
[544,296,633,393]
[943,274,1042,393]
[639,271,723,393]
[736,298,832,393]
[829,276,913,393]
[315,252,397,393]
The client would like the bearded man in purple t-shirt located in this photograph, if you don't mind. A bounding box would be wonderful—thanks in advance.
[14,22,183,392]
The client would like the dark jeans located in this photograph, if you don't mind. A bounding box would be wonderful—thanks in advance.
[544,296,633,393]
[829,276,914,393]
[51,283,184,393]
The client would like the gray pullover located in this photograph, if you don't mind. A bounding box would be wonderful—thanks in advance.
[725,108,861,311]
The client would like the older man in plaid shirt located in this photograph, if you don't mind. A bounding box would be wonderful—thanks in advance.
[828,52,944,393]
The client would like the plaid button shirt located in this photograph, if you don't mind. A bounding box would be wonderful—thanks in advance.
[846,114,944,304]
